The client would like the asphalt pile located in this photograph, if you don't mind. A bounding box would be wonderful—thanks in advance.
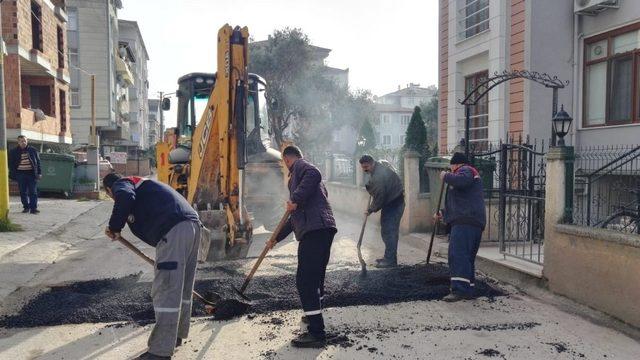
[1,262,504,328]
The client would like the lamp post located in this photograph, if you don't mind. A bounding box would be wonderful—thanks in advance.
[552,104,573,147]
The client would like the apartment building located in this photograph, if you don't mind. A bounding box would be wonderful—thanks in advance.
[438,0,640,152]
[373,84,437,150]
[118,19,149,150]
[67,0,130,152]
[147,98,160,146]
[1,0,71,146]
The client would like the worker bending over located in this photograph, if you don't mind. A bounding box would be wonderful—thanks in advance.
[103,173,200,359]
[269,145,337,348]
[359,155,405,268]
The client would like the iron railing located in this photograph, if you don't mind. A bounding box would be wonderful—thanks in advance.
[573,145,640,235]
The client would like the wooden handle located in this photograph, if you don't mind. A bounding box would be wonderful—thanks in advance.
[427,179,447,264]
[239,210,291,293]
[115,235,216,306]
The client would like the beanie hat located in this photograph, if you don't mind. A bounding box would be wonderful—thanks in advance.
[450,152,468,165]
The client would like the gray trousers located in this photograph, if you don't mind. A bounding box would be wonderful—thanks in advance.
[148,220,201,357]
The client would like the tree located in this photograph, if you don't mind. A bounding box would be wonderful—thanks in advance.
[405,106,427,153]
[355,118,376,155]
[249,28,313,147]
[420,93,438,146]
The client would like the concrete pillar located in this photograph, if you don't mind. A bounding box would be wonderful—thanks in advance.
[86,145,100,191]
[401,151,420,234]
[356,159,365,187]
[544,146,574,241]
[324,157,333,181]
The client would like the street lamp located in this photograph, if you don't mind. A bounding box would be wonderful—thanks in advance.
[552,104,573,146]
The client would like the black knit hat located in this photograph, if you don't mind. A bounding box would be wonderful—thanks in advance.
[450,152,468,165]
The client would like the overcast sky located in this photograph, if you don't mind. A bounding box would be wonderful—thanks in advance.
[120,0,438,126]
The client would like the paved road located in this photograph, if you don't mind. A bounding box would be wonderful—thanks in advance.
[0,199,639,359]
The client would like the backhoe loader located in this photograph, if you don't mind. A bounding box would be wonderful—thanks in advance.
[156,24,285,262]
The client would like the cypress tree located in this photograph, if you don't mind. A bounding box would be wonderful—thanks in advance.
[356,119,376,155]
[404,106,427,153]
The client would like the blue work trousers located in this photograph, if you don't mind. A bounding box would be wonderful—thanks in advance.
[16,172,38,211]
[380,198,405,263]
[448,224,482,296]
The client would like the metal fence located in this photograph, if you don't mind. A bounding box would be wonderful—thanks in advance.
[472,137,547,264]
[573,145,640,235]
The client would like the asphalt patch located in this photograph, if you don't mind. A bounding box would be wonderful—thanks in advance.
[1,263,504,328]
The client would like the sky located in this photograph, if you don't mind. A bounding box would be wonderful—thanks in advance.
[120,0,439,127]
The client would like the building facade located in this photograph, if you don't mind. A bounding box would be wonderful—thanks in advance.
[147,98,160,146]
[373,84,437,150]
[118,19,149,150]
[438,0,640,153]
[2,0,71,146]
[67,0,131,152]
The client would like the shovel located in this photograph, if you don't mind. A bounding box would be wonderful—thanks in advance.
[426,178,447,264]
[357,197,372,276]
[232,210,292,301]
[114,235,218,314]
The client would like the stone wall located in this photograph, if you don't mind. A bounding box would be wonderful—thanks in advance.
[545,224,640,328]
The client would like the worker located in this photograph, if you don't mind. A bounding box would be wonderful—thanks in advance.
[8,135,42,214]
[268,145,337,348]
[436,152,486,302]
[359,154,405,268]
[102,173,200,360]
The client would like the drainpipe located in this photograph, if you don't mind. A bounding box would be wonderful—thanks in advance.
[571,13,582,148]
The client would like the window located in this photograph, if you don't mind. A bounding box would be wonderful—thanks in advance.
[382,114,389,124]
[59,90,67,132]
[30,85,53,116]
[31,1,43,52]
[400,135,406,145]
[458,0,489,40]
[401,115,410,126]
[57,26,65,69]
[71,90,80,107]
[462,71,489,150]
[383,135,391,145]
[584,24,640,127]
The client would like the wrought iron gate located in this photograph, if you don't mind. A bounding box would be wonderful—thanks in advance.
[473,140,547,264]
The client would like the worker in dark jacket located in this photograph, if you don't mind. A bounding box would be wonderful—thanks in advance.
[103,173,200,360]
[8,136,42,214]
[436,153,486,302]
[268,145,337,348]
[359,155,404,268]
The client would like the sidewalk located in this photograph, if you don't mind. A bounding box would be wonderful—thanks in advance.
[0,196,106,305]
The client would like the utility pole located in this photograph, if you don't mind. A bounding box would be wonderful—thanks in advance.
[0,24,9,220]
[158,91,164,141]
[91,74,97,146]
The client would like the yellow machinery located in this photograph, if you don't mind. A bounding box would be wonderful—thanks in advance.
[156,24,285,261]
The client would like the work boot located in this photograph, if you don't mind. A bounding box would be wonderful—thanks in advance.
[176,338,183,347]
[375,258,385,264]
[30,209,40,214]
[21,208,29,213]
[134,351,171,360]
[374,259,397,268]
[442,292,473,302]
[291,332,326,348]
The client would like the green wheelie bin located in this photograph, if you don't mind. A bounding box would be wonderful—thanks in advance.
[38,153,76,198]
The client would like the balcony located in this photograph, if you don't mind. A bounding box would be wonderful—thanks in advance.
[116,56,134,87]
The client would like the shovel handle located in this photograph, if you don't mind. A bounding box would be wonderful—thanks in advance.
[427,178,447,264]
[239,210,292,294]
[115,235,216,307]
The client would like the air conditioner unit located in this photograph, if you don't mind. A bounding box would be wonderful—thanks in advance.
[575,0,619,16]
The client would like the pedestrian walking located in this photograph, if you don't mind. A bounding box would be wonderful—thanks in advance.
[359,154,405,268]
[102,173,201,360]
[8,136,41,214]
[435,152,486,302]
[268,145,337,348]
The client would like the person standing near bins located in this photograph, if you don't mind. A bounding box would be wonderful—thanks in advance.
[436,152,486,302]
[102,173,200,360]
[267,145,337,348]
[359,154,405,268]
[8,136,42,214]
